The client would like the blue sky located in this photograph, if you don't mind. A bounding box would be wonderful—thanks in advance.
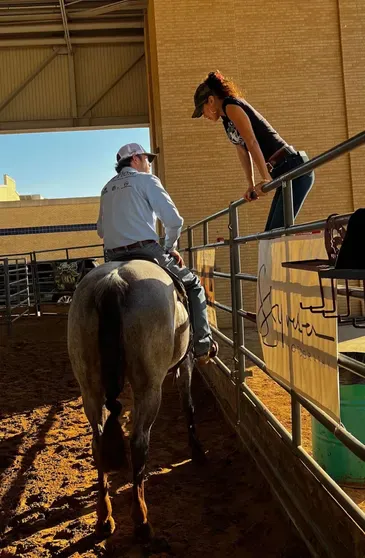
[0,127,151,199]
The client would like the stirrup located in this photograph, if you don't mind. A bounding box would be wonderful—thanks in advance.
[195,341,219,365]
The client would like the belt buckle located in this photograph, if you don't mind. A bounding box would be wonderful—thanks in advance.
[266,161,274,173]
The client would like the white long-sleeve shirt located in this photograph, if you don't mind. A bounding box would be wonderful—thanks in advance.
[97,167,183,251]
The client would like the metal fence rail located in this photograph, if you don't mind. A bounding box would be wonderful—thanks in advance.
[180,130,365,533]
[0,243,105,330]
[0,257,32,333]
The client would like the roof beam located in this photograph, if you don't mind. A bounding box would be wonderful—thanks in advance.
[0,114,149,134]
[80,51,144,117]
[0,35,143,47]
[0,20,143,32]
[71,0,143,18]
[0,48,61,114]
[59,0,72,52]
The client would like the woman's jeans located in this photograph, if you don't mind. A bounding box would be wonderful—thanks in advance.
[265,153,315,231]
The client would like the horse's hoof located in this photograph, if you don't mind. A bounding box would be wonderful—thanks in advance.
[192,444,207,466]
[95,516,115,539]
[134,521,154,544]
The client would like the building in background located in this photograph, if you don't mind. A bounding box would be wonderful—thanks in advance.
[0,174,43,202]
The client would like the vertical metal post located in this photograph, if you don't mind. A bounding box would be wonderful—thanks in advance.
[187,226,194,270]
[31,252,42,317]
[4,259,12,335]
[203,222,209,246]
[25,258,30,310]
[29,252,38,315]
[229,204,246,424]
[283,179,294,229]
[283,179,302,447]
[15,258,20,307]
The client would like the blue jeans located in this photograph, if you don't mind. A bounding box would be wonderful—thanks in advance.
[105,242,212,357]
[265,155,315,231]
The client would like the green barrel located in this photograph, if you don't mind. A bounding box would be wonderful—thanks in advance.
[312,352,365,486]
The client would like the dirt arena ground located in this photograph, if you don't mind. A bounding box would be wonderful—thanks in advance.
[0,315,312,557]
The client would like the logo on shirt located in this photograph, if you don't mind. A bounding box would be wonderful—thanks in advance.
[121,170,137,178]
[226,120,245,146]
[101,186,108,195]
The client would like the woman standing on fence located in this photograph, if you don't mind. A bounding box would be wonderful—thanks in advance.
[192,71,314,231]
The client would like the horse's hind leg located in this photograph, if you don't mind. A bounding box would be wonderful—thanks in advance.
[130,384,162,543]
[82,393,116,539]
[176,352,206,464]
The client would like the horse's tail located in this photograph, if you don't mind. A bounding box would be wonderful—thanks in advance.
[95,267,128,473]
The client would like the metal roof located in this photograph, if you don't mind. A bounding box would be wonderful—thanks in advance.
[0,1,147,48]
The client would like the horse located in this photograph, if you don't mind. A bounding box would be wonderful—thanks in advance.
[67,259,206,542]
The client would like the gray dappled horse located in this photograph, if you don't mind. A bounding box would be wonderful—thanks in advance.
[67,260,205,542]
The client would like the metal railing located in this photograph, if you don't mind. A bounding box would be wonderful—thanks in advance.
[0,257,32,333]
[0,243,105,329]
[180,130,365,531]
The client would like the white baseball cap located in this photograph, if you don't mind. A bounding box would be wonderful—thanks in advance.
[116,143,157,163]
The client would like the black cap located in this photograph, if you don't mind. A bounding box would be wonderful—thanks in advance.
[192,82,212,118]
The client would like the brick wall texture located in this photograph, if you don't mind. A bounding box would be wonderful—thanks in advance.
[147,0,365,324]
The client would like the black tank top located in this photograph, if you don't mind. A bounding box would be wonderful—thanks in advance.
[222,97,287,161]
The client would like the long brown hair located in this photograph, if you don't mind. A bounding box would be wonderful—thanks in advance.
[205,71,242,99]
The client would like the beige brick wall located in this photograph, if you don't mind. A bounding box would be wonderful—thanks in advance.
[148,0,364,324]
[0,197,101,257]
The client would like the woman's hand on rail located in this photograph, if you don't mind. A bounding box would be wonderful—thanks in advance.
[254,179,271,197]
[244,186,256,202]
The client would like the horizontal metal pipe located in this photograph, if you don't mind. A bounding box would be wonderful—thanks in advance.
[0,35,144,47]
[338,353,365,381]
[232,132,365,209]
[188,207,230,231]
[213,271,231,279]
[11,307,31,323]
[211,301,232,313]
[7,269,27,275]
[337,285,364,300]
[34,243,103,254]
[241,383,293,445]
[239,345,290,393]
[238,344,365,461]
[9,288,29,299]
[190,240,229,251]
[236,272,258,282]
[211,325,234,347]
[296,447,365,532]
[7,278,28,286]
[9,299,31,312]
[0,20,143,34]
[244,372,365,530]
[208,363,365,532]
[237,309,257,323]
[212,356,233,379]
[235,217,336,244]
[296,391,365,461]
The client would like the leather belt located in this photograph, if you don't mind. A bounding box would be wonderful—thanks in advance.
[107,239,156,253]
[267,145,297,172]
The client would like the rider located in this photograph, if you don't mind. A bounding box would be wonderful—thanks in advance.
[96,142,218,365]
